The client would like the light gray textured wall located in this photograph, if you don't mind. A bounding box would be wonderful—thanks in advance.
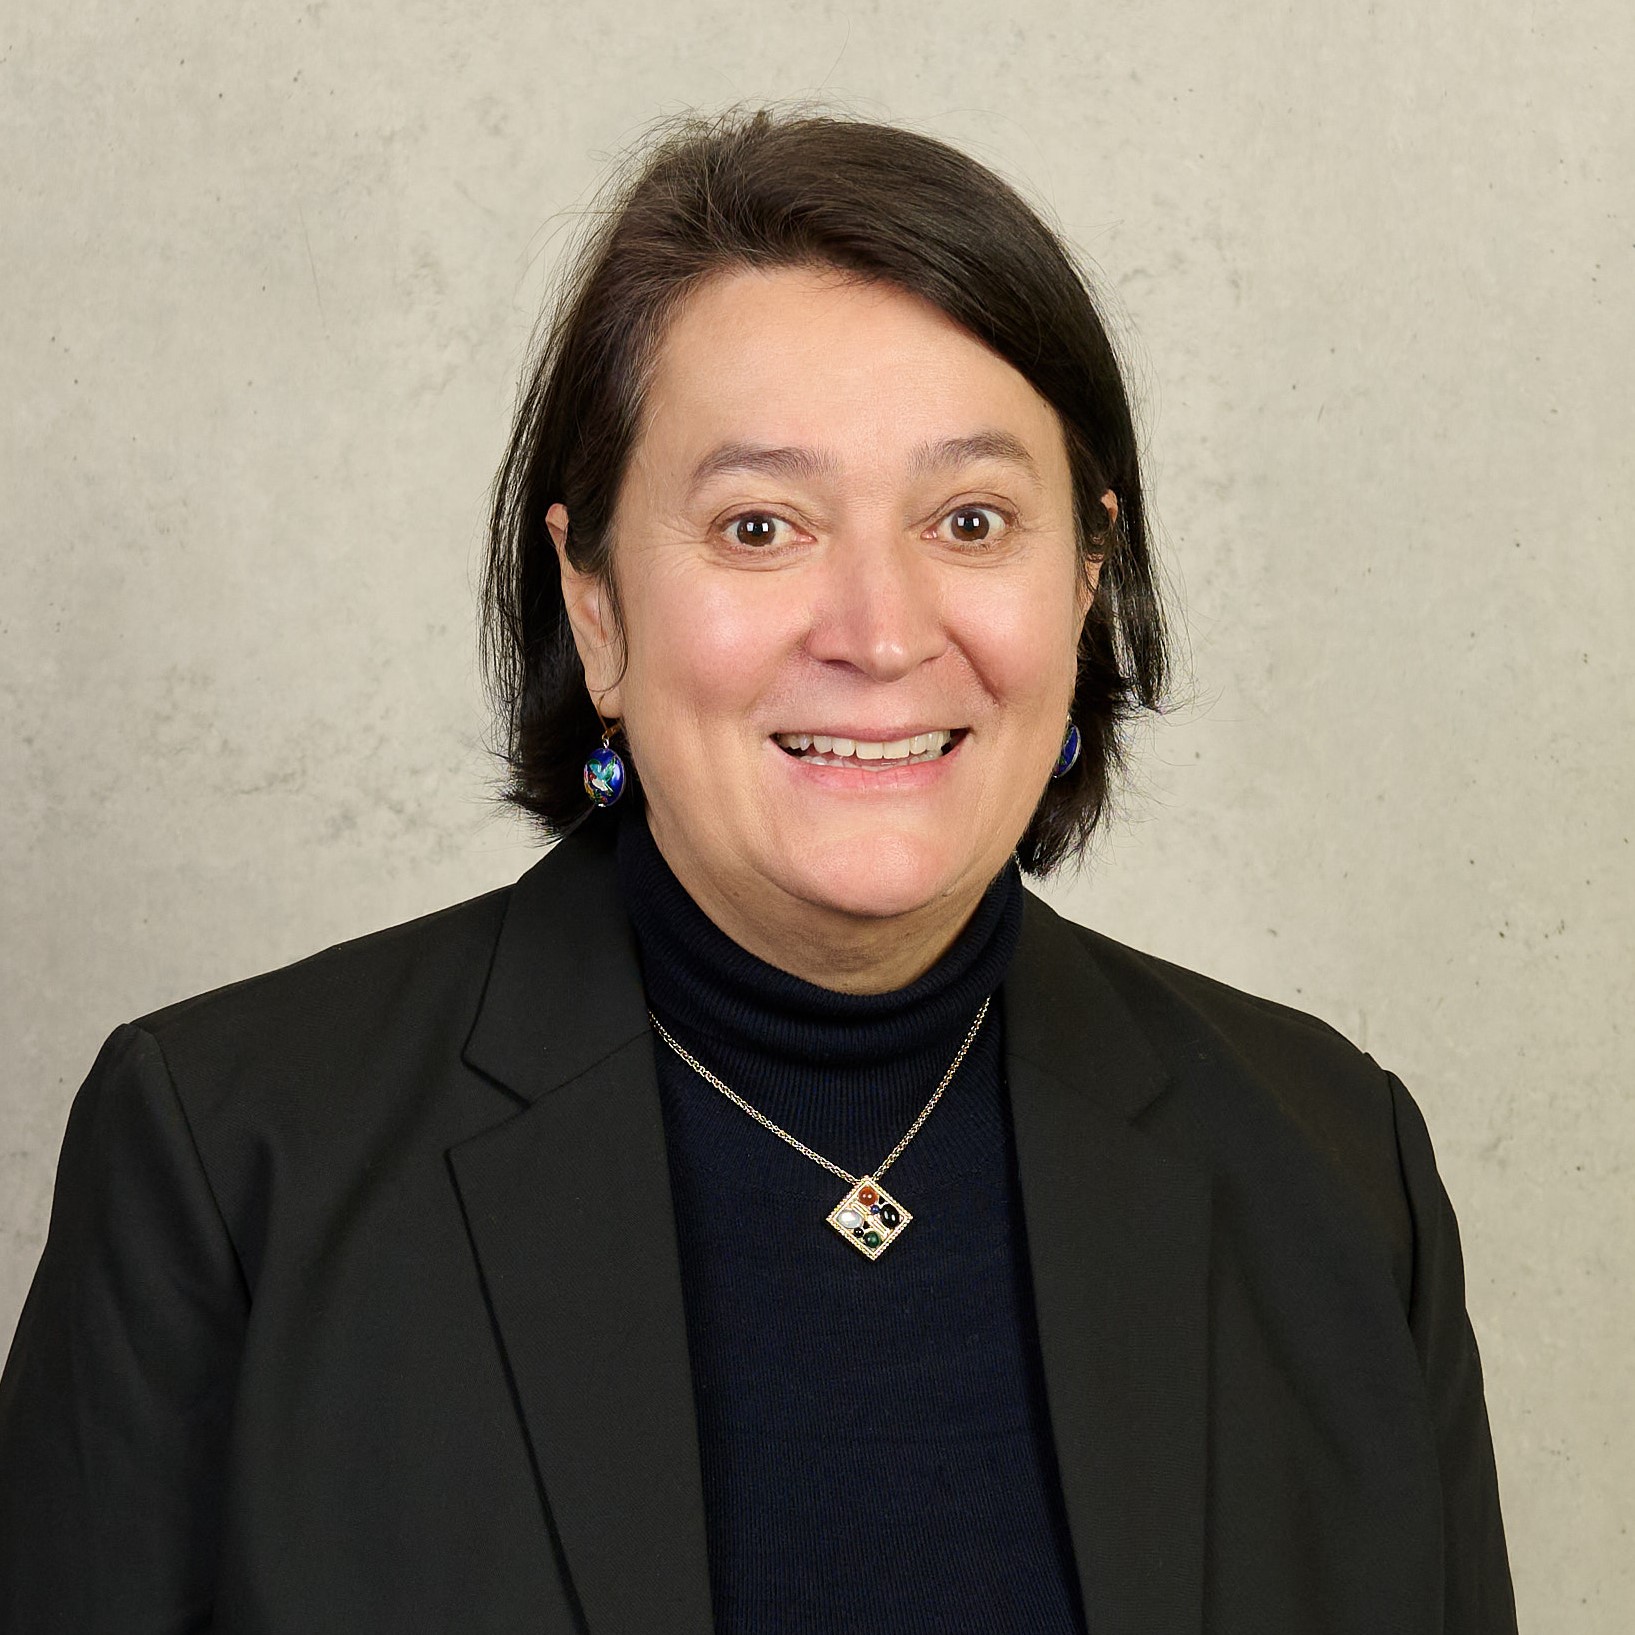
[4,2,1630,1625]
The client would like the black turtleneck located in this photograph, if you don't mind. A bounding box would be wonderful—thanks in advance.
[616,805,1087,1635]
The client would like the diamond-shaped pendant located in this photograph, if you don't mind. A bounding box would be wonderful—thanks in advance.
[826,1176,911,1260]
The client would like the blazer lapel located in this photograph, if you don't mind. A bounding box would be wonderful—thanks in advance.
[1006,889,1211,1635]
[448,823,715,1635]
[445,826,1208,1635]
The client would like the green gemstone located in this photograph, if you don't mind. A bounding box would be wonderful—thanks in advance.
[863,1230,883,1249]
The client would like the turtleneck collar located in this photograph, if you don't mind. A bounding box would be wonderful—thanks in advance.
[614,801,1024,1185]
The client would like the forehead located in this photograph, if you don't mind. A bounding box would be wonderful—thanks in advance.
[635,264,1070,482]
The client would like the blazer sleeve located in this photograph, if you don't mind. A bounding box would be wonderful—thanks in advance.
[1387,1069,1519,1635]
[0,1023,248,1633]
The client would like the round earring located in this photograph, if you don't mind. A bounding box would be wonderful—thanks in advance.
[582,725,627,807]
[1051,721,1081,780]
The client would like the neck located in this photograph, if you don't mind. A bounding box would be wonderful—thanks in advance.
[615,796,1024,1187]
[642,808,994,995]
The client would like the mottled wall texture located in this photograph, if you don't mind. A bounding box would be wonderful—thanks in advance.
[4,1,1631,1625]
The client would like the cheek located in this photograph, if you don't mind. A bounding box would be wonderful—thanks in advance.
[954,572,1082,708]
[622,575,796,732]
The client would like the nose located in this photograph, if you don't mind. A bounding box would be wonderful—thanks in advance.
[803,530,949,681]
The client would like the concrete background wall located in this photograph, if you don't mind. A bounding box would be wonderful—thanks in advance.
[4,1,1630,1625]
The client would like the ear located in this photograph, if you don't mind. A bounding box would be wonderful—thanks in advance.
[1074,488,1117,623]
[547,502,626,719]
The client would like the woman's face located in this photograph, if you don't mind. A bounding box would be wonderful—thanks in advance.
[553,264,1100,965]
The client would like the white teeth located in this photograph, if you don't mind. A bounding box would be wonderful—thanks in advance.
[773,728,957,764]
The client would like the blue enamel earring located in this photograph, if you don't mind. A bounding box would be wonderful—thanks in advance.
[1052,721,1081,779]
[583,726,627,807]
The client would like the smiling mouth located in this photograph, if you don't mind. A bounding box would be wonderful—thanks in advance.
[772,728,965,767]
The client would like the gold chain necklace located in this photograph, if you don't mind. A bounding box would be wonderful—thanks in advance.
[647,997,991,1261]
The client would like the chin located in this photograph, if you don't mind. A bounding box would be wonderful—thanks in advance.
[770,832,968,923]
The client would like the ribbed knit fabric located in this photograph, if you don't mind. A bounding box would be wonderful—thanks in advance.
[616,805,1088,1634]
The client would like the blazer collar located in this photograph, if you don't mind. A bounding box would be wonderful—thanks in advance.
[461,817,652,1103]
[450,825,1209,1635]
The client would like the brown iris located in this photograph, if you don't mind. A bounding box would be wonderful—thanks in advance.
[733,515,778,546]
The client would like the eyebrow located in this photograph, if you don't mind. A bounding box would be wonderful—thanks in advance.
[684,430,1042,496]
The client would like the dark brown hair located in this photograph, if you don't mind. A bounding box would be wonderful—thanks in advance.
[482,105,1169,874]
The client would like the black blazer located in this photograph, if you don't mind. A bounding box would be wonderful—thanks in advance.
[0,821,1516,1634]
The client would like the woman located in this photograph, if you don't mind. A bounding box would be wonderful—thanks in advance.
[0,109,1515,1633]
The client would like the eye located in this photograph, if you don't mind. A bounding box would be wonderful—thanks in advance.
[723,512,793,549]
[936,504,1012,547]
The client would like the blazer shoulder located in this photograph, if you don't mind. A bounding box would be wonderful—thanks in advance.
[1029,904,1408,1258]
[132,879,518,1049]
[119,869,540,1158]
[1058,911,1382,1090]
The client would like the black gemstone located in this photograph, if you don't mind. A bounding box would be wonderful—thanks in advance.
[878,1204,901,1229]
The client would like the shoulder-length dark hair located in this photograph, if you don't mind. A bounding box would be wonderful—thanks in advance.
[482,106,1169,875]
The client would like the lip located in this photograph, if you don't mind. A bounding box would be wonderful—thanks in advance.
[768,727,967,792]
[769,725,967,743]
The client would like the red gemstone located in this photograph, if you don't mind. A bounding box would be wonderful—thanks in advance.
[858,1185,879,1206]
